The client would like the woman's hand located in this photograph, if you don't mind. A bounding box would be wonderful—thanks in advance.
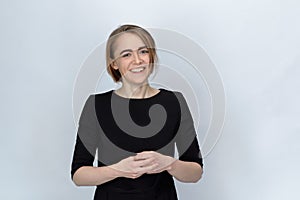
[134,151,177,174]
[109,156,158,179]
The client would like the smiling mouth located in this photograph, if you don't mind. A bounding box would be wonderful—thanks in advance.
[130,67,146,73]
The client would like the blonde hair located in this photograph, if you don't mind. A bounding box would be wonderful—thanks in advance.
[106,24,158,82]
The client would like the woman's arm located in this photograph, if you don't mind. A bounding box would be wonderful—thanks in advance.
[167,160,203,183]
[71,95,120,186]
[72,155,158,186]
[172,92,204,183]
[134,151,202,183]
[72,166,120,186]
[71,95,159,186]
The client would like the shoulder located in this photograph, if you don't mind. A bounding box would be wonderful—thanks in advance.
[159,88,180,95]
[89,90,113,101]
[159,89,190,110]
[82,90,113,100]
[81,90,113,106]
[156,89,188,109]
[159,88,184,99]
[93,90,113,97]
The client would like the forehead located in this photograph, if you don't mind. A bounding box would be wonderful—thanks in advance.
[113,33,146,54]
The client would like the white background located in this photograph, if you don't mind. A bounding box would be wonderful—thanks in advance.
[1,0,299,199]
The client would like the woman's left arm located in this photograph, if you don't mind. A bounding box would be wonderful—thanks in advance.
[167,159,203,183]
[134,148,203,183]
[171,92,204,183]
[135,92,204,183]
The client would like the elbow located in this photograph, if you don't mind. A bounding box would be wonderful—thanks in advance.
[193,172,203,183]
[73,181,80,187]
[73,180,81,187]
[191,165,203,183]
[72,170,84,187]
[72,176,87,187]
[177,166,203,183]
[72,176,82,187]
[189,175,201,183]
[196,166,203,182]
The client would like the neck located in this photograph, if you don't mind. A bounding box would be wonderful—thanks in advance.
[116,82,152,99]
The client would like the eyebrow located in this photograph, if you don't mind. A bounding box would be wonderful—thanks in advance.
[119,46,147,55]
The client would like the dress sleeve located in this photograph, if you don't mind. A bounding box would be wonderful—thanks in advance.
[174,92,203,168]
[71,95,100,180]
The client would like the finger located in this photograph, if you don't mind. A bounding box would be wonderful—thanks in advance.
[134,153,152,160]
[121,170,140,179]
[134,157,155,167]
[131,173,140,179]
[137,151,152,154]
[138,151,158,155]
[147,169,161,174]
[147,165,171,174]
[138,163,158,174]
[134,155,155,161]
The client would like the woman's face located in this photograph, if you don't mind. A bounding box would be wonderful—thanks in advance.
[111,32,151,86]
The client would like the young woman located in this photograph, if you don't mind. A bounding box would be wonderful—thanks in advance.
[71,24,203,200]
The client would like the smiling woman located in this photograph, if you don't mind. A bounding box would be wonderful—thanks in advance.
[71,24,203,200]
[106,24,158,98]
[110,33,152,88]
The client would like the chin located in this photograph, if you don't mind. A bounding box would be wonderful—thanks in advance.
[131,79,149,86]
[124,76,150,86]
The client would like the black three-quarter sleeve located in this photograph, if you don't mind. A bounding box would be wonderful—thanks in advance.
[71,95,100,180]
[175,92,203,168]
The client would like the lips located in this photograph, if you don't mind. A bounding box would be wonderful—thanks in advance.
[129,67,146,73]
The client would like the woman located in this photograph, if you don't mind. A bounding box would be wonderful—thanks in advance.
[71,24,203,200]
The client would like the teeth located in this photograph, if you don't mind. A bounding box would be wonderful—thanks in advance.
[130,67,145,72]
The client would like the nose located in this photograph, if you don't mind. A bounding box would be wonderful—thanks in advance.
[133,51,142,64]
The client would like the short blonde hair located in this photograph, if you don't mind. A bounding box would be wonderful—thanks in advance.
[106,24,158,82]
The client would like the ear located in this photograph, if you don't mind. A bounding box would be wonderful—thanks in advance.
[111,60,119,70]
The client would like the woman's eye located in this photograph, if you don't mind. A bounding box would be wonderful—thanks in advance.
[122,53,131,58]
[140,49,149,54]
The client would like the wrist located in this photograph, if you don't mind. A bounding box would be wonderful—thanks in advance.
[167,157,178,173]
[106,164,122,178]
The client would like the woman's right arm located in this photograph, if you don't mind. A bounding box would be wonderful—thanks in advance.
[71,133,121,186]
[71,95,157,186]
[71,94,117,186]
[72,152,159,186]
[71,127,156,186]
[72,166,120,186]
[72,156,157,186]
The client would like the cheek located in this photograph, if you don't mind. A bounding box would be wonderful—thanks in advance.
[143,55,150,63]
[117,59,129,68]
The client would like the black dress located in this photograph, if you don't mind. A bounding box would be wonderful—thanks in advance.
[71,89,203,200]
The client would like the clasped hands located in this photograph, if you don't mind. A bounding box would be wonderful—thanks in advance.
[110,151,177,179]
